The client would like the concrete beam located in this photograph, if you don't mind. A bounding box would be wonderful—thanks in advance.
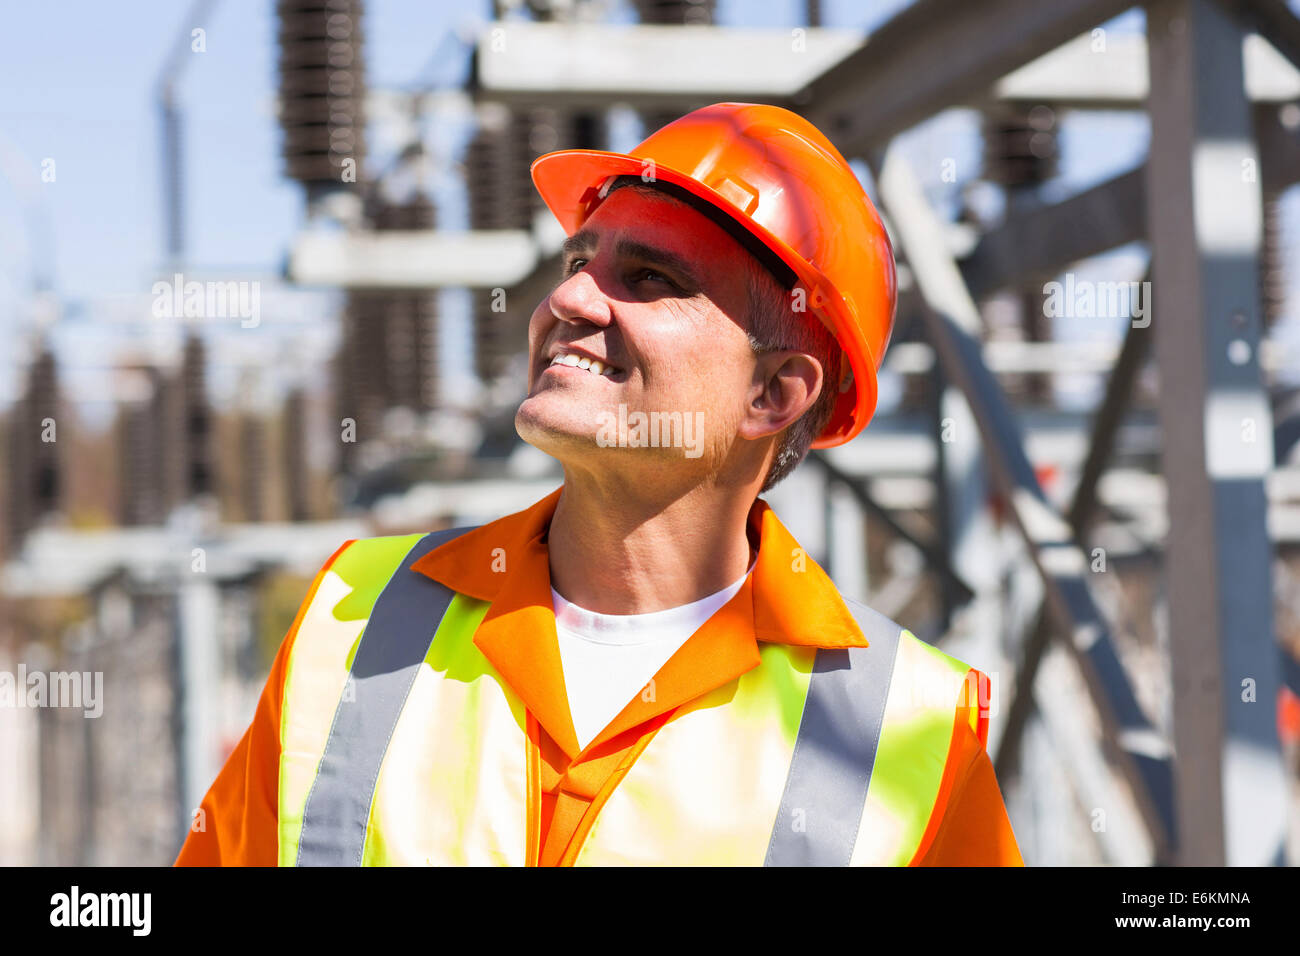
[472,22,863,109]
[287,229,540,289]
[995,30,1300,106]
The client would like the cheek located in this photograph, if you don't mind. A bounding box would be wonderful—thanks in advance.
[642,329,754,414]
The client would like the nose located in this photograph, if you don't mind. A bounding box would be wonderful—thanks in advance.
[548,265,613,329]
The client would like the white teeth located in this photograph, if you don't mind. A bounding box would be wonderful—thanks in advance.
[550,351,618,377]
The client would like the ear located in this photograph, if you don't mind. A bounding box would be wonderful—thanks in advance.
[738,350,823,441]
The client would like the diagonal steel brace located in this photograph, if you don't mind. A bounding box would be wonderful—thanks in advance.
[874,148,1177,859]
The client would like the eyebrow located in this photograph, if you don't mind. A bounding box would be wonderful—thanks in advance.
[561,230,702,290]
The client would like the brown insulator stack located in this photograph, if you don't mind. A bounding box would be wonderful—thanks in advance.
[468,104,607,385]
[118,368,166,527]
[282,387,311,522]
[336,288,387,465]
[179,334,213,499]
[467,106,533,384]
[277,0,367,194]
[239,412,268,523]
[634,0,716,133]
[331,345,355,473]
[982,104,1060,405]
[1260,191,1286,332]
[372,193,440,413]
[6,345,61,545]
[982,105,1059,190]
[632,0,716,25]
[335,192,440,470]
[116,336,213,525]
[154,373,184,511]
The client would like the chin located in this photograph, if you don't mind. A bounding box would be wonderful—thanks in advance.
[514,402,595,457]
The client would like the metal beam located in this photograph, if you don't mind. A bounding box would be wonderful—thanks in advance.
[926,355,962,634]
[799,0,1133,154]
[1032,644,1157,863]
[961,167,1146,300]
[1221,0,1300,71]
[1273,386,1300,463]
[809,451,976,606]
[957,110,1297,302]
[1144,0,1289,866]
[1067,288,1153,536]
[1284,647,1300,696]
[876,147,1177,859]
[996,292,1152,782]
[1257,101,1300,191]
[960,126,1298,302]
[468,16,1300,118]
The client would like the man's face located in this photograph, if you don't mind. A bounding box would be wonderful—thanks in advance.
[515,186,760,473]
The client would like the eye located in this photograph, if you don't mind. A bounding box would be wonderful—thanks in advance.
[563,257,587,276]
[633,268,672,285]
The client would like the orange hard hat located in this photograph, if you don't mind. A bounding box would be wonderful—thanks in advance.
[530,101,898,447]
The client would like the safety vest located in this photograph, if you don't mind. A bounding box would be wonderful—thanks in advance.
[273,519,991,867]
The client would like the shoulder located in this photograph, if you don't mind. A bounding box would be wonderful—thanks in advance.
[285,529,483,657]
[326,532,436,575]
[279,533,437,668]
[837,594,977,687]
[311,527,479,591]
[837,594,905,646]
[837,593,989,741]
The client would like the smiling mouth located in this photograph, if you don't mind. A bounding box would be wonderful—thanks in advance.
[547,350,623,379]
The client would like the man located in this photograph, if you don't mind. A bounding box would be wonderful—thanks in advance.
[177,103,1022,866]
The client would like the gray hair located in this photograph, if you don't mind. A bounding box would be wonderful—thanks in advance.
[743,253,842,493]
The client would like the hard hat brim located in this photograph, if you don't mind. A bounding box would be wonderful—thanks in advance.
[530,148,879,448]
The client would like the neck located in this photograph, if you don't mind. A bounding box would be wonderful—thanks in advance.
[546,466,758,615]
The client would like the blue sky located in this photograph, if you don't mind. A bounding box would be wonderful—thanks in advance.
[0,1,1292,417]
[0,0,908,305]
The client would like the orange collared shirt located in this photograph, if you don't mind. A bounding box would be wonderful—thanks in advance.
[176,487,1023,866]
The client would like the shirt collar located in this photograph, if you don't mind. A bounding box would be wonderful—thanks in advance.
[411,485,867,760]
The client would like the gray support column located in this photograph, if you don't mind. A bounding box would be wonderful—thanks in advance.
[1145,0,1289,866]
[176,575,221,835]
[938,382,1003,670]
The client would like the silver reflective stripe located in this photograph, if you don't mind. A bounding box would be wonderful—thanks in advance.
[764,596,902,867]
[296,525,478,866]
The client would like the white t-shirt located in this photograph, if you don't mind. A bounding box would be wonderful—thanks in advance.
[552,559,755,752]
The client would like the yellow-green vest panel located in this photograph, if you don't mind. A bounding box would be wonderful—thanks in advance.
[277,534,979,866]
